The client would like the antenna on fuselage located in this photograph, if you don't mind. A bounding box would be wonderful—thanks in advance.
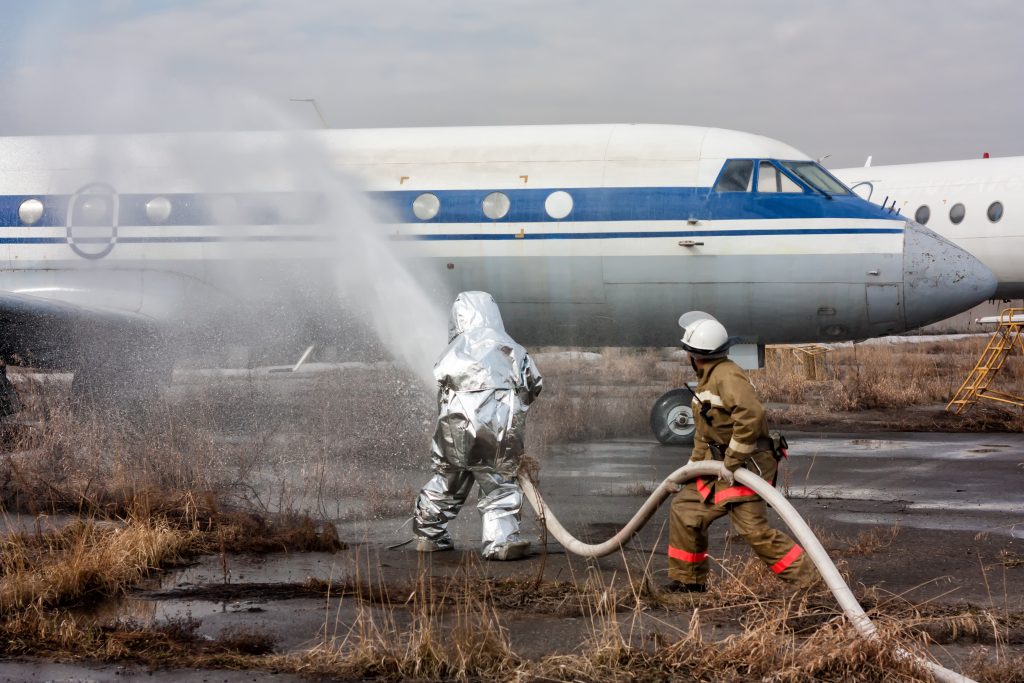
[864,155,873,168]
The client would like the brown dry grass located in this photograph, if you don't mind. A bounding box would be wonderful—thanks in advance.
[1,545,1017,682]
[0,514,194,614]
[298,557,520,681]
[754,339,1024,417]
[1,365,433,520]
[527,337,1024,449]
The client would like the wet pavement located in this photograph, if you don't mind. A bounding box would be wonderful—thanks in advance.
[127,430,1024,617]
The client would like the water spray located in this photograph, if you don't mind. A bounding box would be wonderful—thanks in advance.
[519,462,978,683]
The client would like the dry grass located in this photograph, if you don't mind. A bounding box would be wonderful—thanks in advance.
[1,365,433,520]
[243,554,967,681]
[298,563,520,681]
[753,339,1024,415]
[527,337,1024,449]
[998,551,1024,568]
[840,524,901,556]
[0,545,1015,682]
[0,514,194,614]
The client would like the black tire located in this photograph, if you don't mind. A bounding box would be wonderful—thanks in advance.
[650,389,696,445]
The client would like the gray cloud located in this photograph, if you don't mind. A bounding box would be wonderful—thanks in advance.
[1,0,1022,166]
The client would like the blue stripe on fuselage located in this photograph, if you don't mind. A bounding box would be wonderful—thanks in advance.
[371,188,900,223]
[0,187,902,229]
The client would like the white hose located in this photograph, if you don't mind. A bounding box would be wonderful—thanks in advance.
[518,461,976,683]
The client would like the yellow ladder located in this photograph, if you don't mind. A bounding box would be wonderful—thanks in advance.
[946,307,1024,414]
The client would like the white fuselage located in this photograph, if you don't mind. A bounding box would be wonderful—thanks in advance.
[0,125,997,374]
[833,157,1024,298]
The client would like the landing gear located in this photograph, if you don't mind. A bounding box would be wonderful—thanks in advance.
[650,389,696,446]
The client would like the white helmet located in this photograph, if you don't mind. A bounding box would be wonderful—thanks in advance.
[679,311,732,357]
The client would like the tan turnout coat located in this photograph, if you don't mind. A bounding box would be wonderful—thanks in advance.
[689,357,777,505]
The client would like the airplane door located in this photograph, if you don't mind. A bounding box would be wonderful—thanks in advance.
[866,284,900,324]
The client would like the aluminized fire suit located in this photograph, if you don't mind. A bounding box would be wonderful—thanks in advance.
[668,357,814,586]
[413,291,543,559]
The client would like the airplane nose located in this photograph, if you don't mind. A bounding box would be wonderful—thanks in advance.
[902,221,997,328]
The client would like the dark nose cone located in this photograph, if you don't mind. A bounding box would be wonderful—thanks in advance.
[903,222,997,328]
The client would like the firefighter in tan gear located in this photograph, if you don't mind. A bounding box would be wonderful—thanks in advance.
[664,311,814,592]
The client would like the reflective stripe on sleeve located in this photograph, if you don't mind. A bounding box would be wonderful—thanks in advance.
[713,485,758,504]
[771,544,804,574]
[728,437,757,454]
[695,390,724,407]
[668,545,708,563]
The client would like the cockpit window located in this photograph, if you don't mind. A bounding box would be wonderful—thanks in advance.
[778,161,852,196]
[757,161,803,193]
[713,160,755,192]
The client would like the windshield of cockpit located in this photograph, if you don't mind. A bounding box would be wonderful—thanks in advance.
[712,159,852,196]
[778,161,851,196]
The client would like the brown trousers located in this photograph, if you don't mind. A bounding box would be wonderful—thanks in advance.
[668,480,813,585]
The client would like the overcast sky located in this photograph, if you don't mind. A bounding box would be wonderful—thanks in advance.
[0,0,1021,167]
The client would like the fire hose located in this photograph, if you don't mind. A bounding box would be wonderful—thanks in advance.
[518,460,977,683]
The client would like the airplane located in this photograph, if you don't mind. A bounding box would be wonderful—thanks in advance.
[0,124,997,445]
[832,155,1024,298]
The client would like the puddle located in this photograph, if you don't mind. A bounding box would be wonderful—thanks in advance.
[828,512,1018,537]
[74,552,352,641]
[167,551,346,587]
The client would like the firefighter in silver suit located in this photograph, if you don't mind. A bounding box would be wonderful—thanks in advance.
[413,291,543,560]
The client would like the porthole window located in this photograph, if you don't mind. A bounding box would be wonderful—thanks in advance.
[145,196,172,223]
[914,205,930,225]
[482,192,510,220]
[75,196,112,225]
[412,193,440,220]
[544,191,573,219]
[18,198,44,225]
[987,201,1003,223]
[949,202,965,225]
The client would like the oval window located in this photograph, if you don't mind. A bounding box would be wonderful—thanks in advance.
[949,203,965,225]
[914,205,930,225]
[412,193,440,220]
[544,191,573,219]
[482,192,510,220]
[145,196,173,223]
[18,198,44,225]
[987,201,1003,223]
[77,196,111,225]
